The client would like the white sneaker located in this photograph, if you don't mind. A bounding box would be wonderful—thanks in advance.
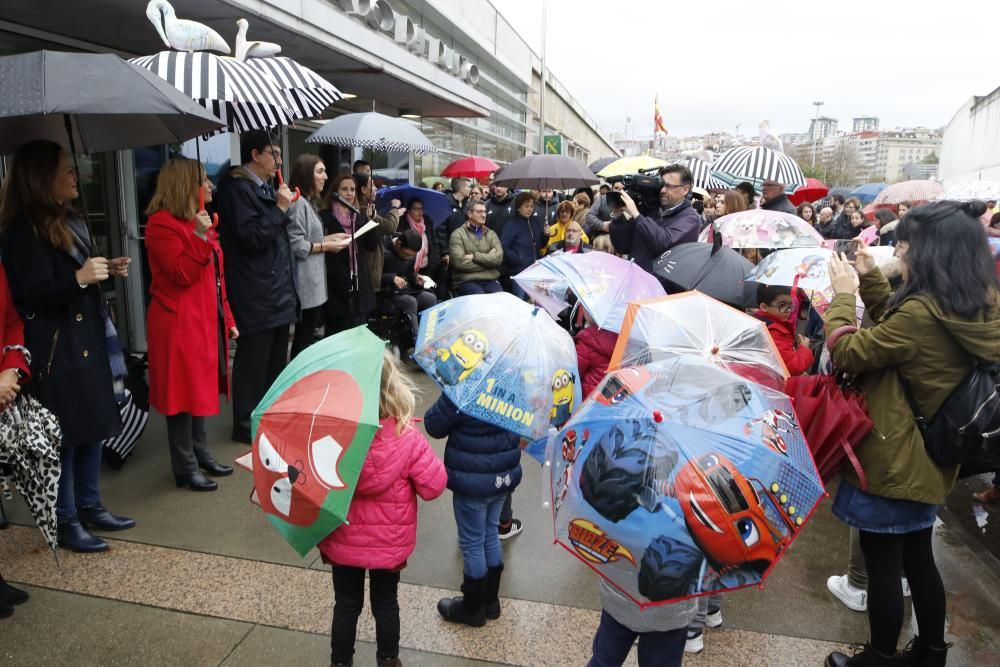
[684,630,704,654]
[902,577,911,598]
[827,574,867,612]
[498,518,523,540]
[706,608,723,628]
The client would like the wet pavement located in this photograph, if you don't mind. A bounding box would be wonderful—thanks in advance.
[943,473,1000,578]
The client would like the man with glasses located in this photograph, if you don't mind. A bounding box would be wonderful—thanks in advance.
[448,202,504,295]
[760,180,797,215]
[752,284,814,376]
[610,164,701,274]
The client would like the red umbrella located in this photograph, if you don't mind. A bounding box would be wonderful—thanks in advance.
[788,178,829,206]
[861,202,892,222]
[441,156,500,180]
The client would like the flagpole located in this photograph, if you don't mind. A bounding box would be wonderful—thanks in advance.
[538,0,547,154]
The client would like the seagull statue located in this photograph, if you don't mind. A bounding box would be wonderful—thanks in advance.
[235,18,282,61]
[758,118,784,153]
[145,0,230,54]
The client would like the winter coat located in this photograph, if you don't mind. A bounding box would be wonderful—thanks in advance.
[816,216,854,240]
[500,214,546,275]
[760,194,797,215]
[449,224,503,286]
[286,198,328,310]
[825,269,1000,503]
[214,167,298,335]
[543,219,590,255]
[320,205,378,320]
[318,418,446,570]
[534,199,559,227]
[424,394,522,498]
[145,210,236,416]
[878,219,899,247]
[485,192,516,237]
[752,309,813,377]
[397,214,440,277]
[609,200,701,273]
[575,325,618,397]
[585,195,613,238]
[0,265,30,379]
[362,210,400,295]
[380,236,419,290]
[0,214,121,447]
[437,194,468,260]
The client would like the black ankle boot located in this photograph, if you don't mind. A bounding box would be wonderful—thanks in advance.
[57,520,108,553]
[826,644,903,666]
[437,575,486,627]
[175,471,219,491]
[0,598,13,619]
[0,576,29,606]
[484,565,503,620]
[899,636,950,667]
[77,505,135,532]
[197,456,233,477]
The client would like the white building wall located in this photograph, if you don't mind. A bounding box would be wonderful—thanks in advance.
[939,87,1000,186]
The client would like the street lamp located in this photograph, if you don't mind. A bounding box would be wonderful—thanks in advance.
[811,101,824,169]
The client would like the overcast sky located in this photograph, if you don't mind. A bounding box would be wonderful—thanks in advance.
[493,0,1000,140]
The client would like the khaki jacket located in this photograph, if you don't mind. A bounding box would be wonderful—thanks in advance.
[825,269,1000,503]
[449,224,503,285]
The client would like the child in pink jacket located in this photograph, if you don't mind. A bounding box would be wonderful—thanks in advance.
[575,309,619,398]
[320,351,447,667]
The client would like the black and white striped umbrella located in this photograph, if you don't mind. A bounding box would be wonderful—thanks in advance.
[243,57,342,120]
[671,156,729,191]
[129,51,294,133]
[711,146,806,192]
[306,112,437,154]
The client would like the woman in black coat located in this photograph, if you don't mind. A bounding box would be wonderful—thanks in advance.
[0,140,134,553]
[320,174,378,335]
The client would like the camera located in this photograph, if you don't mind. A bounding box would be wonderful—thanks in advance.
[606,171,663,213]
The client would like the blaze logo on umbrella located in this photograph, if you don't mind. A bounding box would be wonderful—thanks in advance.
[568,518,636,566]
[252,370,363,527]
[743,410,799,457]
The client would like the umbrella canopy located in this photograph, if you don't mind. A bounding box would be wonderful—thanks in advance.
[306,112,437,153]
[441,156,499,179]
[414,293,582,439]
[129,50,294,134]
[515,253,665,333]
[546,355,824,606]
[610,292,789,391]
[746,247,839,312]
[828,187,853,198]
[375,184,451,224]
[788,178,829,206]
[588,156,618,174]
[597,156,666,178]
[937,180,1000,202]
[0,50,224,153]
[0,395,63,553]
[493,155,599,190]
[671,156,729,191]
[711,146,806,192]
[873,180,944,206]
[250,326,384,557]
[243,56,343,121]
[848,183,887,205]
[700,210,824,249]
[653,241,754,307]
[510,260,573,320]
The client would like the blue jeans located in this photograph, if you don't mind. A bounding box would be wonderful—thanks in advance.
[453,493,505,578]
[56,443,103,523]
[588,610,686,667]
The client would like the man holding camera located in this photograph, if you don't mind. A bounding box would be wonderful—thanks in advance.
[609,165,701,273]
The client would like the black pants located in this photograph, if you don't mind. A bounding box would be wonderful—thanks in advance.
[330,565,400,663]
[860,527,946,654]
[165,413,208,475]
[290,305,324,359]
[231,325,289,440]
[325,293,358,337]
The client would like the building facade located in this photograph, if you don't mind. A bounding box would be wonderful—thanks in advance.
[939,85,1000,187]
[809,116,838,142]
[852,116,879,133]
[874,128,941,183]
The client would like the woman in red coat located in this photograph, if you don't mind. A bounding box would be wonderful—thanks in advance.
[0,264,31,618]
[145,158,237,492]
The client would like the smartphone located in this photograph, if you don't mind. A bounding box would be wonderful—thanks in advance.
[834,239,858,262]
[606,191,625,208]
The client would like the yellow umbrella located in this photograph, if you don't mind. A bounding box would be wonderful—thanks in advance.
[597,156,667,178]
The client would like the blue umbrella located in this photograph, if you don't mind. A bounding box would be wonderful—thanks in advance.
[849,183,887,205]
[414,293,582,441]
[375,184,452,225]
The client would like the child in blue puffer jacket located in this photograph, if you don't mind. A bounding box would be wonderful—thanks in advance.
[424,393,522,628]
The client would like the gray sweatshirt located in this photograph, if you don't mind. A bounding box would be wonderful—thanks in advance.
[599,580,697,633]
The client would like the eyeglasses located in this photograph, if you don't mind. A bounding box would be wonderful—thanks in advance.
[771,301,794,314]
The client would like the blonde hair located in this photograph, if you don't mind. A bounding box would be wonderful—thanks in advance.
[145,157,202,220]
[593,234,615,254]
[379,350,418,435]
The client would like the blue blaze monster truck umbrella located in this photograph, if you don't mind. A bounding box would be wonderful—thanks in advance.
[544,355,824,608]
[413,293,582,441]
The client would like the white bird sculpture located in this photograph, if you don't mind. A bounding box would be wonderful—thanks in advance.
[758,118,784,153]
[145,0,230,54]
[235,18,282,61]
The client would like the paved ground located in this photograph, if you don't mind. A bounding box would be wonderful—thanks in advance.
[2,365,1000,666]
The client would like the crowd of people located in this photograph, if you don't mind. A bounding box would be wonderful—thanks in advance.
[1,130,999,667]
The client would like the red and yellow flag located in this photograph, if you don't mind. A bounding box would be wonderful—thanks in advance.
[654,95,667,136]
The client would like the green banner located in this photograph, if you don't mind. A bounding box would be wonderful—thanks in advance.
[544,134,562,155]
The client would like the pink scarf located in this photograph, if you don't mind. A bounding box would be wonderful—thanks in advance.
[333,203,356,268]
[406,213,429,271]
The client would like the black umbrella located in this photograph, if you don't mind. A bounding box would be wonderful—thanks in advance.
[653,237,754,307]
[493,154,599,190]
[0,50,225,154]
[588,156,617,174]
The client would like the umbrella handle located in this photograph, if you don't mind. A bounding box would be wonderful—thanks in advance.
[276,170,301,202]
